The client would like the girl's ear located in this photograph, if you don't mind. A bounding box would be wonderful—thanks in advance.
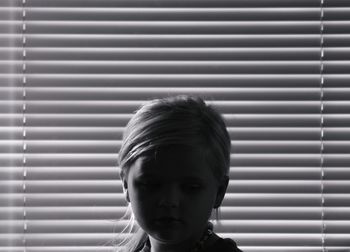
[214,176,229,208]
[122,179,130,203]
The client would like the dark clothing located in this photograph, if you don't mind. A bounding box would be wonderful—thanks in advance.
[138,238,243,252]
[203,238,243,252]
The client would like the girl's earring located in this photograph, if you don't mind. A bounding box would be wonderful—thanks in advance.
[210,207,219,224]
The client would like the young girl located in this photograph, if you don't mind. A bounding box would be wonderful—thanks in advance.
[117,95,243,252]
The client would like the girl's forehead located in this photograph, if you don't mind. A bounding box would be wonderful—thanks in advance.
[130,146,213,178]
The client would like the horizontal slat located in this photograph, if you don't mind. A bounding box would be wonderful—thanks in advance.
[232,167,322,180]
[0,166,325,181]
[0,140,123,153]
[24,0,322,8]
[7,219,349,234]
[324,114,350,126]
[1,193,350,207]
[217,220,324,233]
[0,0,331,8]
[6,153,350,167]
[325,8,350,20]
[0,126,324,140]
[0,100,326,113]
[0,74,324,88]
[0,180,334,194]
[232,141,350,154]
[8,140,348,154]
[4,223,326,238]
[323,234,350,246]
[1,206,347,221]
[325,21,350,34]
[0,74,350,88]
[0,127,124,140]
[0,233,119,247]
[0,87,344,100]
[0,193,324,207]
[0,181,123,194]
[0,247,113,252]
[9,60,341,74]
[1,35,348,47]
[0,206,126,220]
[0,206,329,220]
[0,233,324,246]
[324,194,350,207]
[4,20,346,35]
[0,153,332,167]
[226,233,323,246]
[322,155,350,167]
[6,127,350,140]
[0,87,323,100]
[1,47,324,61]
[3,247,342,252]
[1,60,325,74]
[0,220,330,234]
[2,167,349,182]
[0,194,128,207]
[0,166,326,183]
[0,154,118,167]
[51,100,340,114]
[2,47,348,61]
[324,221,350,233]
[8,21,323,34]
[238,247,327,252]
[232,154,321,167]
[0,113,330,127]
[0,167,120,180]
[323,181,350,193]
[0,34,324,47]
[2,7,349,21]
[6,7,322,21]
[0,74,347,88]
[324,168,350,180]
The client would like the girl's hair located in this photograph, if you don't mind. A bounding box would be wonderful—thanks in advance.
[116,95,231,251]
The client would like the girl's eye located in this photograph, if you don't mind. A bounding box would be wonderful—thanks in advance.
[138,180,159,188]
[183,183,202,191]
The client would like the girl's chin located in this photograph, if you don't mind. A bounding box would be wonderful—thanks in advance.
[149,229,188,245]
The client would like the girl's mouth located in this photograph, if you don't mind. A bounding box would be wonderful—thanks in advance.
[155,217,182,226]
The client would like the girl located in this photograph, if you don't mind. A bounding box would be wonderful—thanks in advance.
[117,95,242,252]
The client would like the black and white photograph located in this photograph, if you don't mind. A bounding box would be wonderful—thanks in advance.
[1,0,350,251]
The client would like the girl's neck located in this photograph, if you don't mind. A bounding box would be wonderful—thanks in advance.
[149,235,199,252]
[148,227,217,252]
[149,240,190,252]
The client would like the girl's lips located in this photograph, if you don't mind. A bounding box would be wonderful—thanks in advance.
[155,217,183,226]
[157,217,179,221]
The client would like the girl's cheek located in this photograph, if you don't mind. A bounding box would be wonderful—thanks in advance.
[134,188,158,203]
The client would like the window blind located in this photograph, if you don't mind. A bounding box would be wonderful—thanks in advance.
[1,0,349,251]
[1,0,26,250]
[322,1,350,251]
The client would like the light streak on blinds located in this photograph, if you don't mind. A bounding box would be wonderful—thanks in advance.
[320,0,326,251]
[21,0,28,251]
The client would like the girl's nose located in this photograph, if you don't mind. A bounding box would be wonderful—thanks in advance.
[158,184,180,208]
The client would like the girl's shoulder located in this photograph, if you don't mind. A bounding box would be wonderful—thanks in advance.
[203,237,243,252]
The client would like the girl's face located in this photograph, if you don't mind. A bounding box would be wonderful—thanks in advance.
[124,145,227,245]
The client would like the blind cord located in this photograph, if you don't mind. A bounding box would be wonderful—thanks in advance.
[320,0,326,251]
[22,0,27,251]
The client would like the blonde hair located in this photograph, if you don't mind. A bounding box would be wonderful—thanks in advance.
[116,95,231,251]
